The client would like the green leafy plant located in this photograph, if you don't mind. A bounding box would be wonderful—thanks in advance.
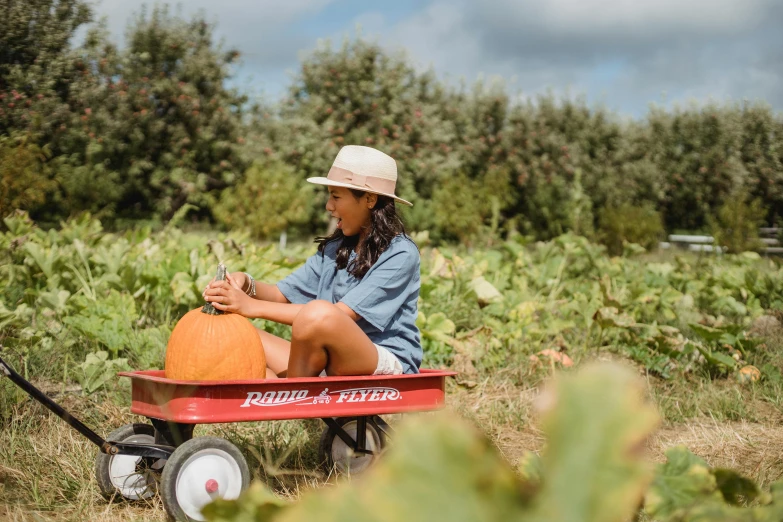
[2,212,782,391]
[598,203,664,256]
[214,161,315,239]
[708,187,767,253]
[76,351,131,394]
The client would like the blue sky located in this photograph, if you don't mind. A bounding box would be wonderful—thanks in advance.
[87,0,783,117]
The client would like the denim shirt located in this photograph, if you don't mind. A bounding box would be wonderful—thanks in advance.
[276,235,422,374]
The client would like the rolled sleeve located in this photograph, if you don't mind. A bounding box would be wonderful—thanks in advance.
[340,250,418,332]
[276,250,323,304]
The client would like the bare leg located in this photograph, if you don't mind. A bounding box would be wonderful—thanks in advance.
[288,300,378,378]
[256,328,291,377]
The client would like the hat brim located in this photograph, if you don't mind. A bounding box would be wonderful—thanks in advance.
[307,177,413,207]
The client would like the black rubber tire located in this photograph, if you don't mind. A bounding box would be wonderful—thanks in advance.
[160,436,250,522]
[95,423,160,500]
[319,417,386,476]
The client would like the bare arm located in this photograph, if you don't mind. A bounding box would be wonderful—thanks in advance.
[243,297,359,325]
[205,275,360,325]
[244,299,303,325]
[222,272,288,303]
[253,281,289,304]
[236,272,357,318]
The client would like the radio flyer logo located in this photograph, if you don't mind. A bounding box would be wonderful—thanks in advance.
[240,389,310,407]
[333,387,402,403]
[239,386,403,408]
[312,388,331,404]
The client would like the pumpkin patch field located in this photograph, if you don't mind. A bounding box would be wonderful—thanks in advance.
[2,211,783,521]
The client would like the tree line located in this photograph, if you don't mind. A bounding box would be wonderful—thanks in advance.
[2,0,781,251]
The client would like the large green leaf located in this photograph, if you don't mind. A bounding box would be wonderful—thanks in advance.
[470,276,503,307]
[688,323,725,342]
[77,351,131,394]
[691,342,737,370]
[420,311,457,345]
[713,468,759,505]
[593,307,636,329]
[63,290,139,357]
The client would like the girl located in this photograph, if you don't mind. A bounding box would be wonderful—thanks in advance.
[203,145,421,378]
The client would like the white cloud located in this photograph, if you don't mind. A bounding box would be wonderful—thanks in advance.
[77,0,783,113]
[366,0,783,114]
[80,0,335,97]
[384,3,488,78]
[86,0,334,48]
[483,0,775,37]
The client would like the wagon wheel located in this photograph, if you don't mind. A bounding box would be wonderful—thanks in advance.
[160,436,250,522]
[95,423,164,501]
[319,416,386,476]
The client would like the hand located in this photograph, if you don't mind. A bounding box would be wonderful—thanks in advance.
[202,272,248,299]
[203,272,253,316]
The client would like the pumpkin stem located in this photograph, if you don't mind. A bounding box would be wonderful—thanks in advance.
[201,263,227,315]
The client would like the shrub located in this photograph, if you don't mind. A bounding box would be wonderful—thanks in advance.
[0,133,55,217]
[431,167,513,245]
[213,161,315,239]
[598,203,664,256]
[707,187,766,253]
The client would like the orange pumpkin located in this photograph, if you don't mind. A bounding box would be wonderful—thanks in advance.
[737,365,761,384]
[164,264,267,380]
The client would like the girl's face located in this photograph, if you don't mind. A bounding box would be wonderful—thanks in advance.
[325,186,377,238]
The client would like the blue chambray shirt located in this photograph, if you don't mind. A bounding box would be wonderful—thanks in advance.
[276,234,422,374]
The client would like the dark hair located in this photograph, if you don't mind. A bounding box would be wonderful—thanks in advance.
[315,190,412,279]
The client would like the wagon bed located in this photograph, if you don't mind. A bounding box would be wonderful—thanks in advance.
[119,369,457,424]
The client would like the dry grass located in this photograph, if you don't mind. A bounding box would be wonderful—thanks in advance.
[650,419,783,489]
[446,374,544,465]
[0,393,163,521]
[0,504,162,522]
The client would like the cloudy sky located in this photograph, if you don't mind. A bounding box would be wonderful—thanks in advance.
[86,0,783,117]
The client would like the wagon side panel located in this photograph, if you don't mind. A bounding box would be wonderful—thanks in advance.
[125,372,450,423]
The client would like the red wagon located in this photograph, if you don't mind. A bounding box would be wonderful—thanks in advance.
[0,355,455,522]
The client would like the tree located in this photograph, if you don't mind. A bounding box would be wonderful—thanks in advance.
[0,0,91,140]
[1,2,248,222]
[52,6,249,219]
[250,36,517,240]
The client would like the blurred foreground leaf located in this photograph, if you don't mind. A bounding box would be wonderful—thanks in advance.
[645,446,721,519]
[206,363,659,522]
[274,413,524,522]
[644,446,783,522]
[202,483,288,522]
[527,363,659,522]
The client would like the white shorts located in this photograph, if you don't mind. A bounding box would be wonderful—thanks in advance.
[373,344,404,375]
[319,344,403,377]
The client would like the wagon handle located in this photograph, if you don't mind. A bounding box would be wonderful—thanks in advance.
[0,352,113,454]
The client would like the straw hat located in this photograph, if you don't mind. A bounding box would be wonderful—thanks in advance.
[307,145,413,206]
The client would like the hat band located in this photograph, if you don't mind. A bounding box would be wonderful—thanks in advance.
[327,167,396,194]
